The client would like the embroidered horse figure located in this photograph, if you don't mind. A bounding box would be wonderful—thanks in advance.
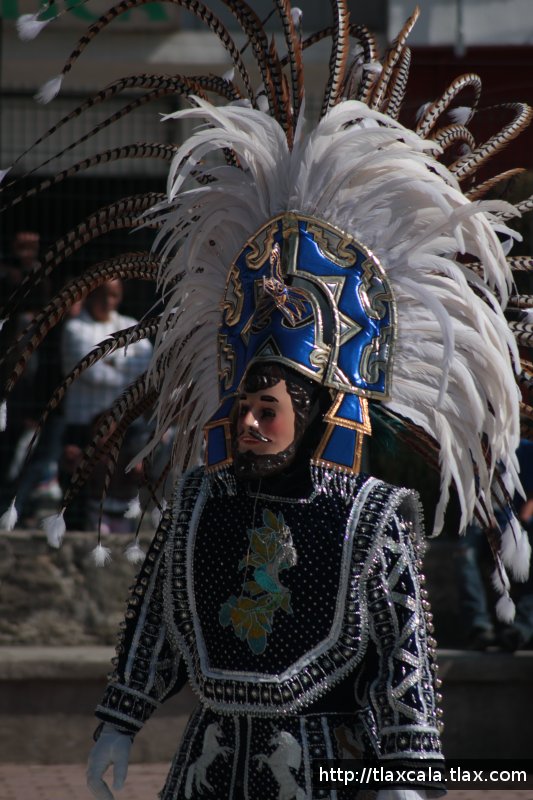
[184,722,232,798]
[255,730,306,800]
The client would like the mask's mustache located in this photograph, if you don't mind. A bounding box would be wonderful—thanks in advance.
[246,428,270,443]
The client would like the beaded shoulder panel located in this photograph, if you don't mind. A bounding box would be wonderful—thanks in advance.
[163,469,421,716]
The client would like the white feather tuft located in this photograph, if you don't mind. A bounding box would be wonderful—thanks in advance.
[42,510,66,548]
[448,105,472,125]
[16,13,51,41]
[35,74,63,104]
[495,593,516,623]
[150,497,168,529]
[500,518,531,582]
[0,168,11,185]
[92,543,112,566]
[256,93,269,114]
[125,541,146,564]
[491,565,511,594]
[124,495,141,519]
[151,506,162,528]
[0,499,18,531]
[222,67,235,83]
[415,102,431,122]
[291,7,303,26]
[0,400,6,432]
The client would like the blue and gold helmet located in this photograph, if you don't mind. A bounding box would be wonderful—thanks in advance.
[205,212,396,474]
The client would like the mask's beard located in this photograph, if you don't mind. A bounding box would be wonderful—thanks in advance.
[231,365,329,481]
[233,439,298,480]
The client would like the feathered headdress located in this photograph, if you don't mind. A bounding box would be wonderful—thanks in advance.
[1,3,532,619]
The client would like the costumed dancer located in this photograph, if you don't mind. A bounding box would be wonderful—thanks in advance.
[1,3,533,799]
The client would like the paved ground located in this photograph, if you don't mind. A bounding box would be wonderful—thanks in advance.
[0,763,167,800]
[0,764,532,800]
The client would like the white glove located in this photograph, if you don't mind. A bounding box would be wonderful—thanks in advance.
[87,723,132,800]
[376,790,427,800]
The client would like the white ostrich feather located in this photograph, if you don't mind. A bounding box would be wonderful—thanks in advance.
[125,541,146,565]
[448,105,473,125]
[495,593,516,623]
[492,565,511,595]
[500,519,531,582]
[124,495,141,519]
[92,543,112,566]
[0,498,18,531]
[141,97,521,538]
[35,74,63,104]
[16,12,51,40]
[42,510,66,548]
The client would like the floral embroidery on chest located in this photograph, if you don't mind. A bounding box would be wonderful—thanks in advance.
[218,509,298,654]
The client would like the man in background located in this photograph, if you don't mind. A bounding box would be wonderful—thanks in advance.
[60,279,152,529]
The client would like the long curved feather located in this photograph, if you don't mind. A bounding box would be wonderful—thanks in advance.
[450,103,533,181]
[1,254,160,392]
[1,143,178,214]
[369,6,419,112]
[0,193,164,320]
[321,0,350,116]
[381,47,411,120]
[415,73,482,139]
[42,0,254,103]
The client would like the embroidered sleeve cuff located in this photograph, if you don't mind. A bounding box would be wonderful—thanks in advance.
[95,683,160,733]
[379,728,442,761]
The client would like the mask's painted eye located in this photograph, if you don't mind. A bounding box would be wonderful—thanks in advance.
[238,404,250,417]
[261,408,276,420]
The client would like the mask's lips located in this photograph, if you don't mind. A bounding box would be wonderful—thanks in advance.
[243,428,270,443]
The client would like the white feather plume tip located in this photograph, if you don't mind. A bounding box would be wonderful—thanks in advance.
[491,565,511,595]
[291,7,303,25]
[92,543,112,566]
[35,74,63,104]
[0,499,18,531]
[16,13,51,41]
[495,593,516,623]
[500,519,532,582]
[42,510,66,548]
[222,67,235,83]
[150,497,168,529]
[256,94,269,113]
[125,541,146,564]
[124,496,141,519]
[415,102,431,122]
[447,105,472,125]
[0,168,11,185]
[0,400,6,432]
[364,62,383,75]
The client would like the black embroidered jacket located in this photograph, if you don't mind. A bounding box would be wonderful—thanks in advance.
[95,468,443,799]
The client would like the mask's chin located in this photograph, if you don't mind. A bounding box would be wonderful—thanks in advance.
[233,440,298,480]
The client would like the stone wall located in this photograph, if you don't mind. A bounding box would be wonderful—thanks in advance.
[0,530,462,646]
[0,531,147,646]
[0,529,462,646]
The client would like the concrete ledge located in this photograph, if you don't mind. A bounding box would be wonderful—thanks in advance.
[0,646,196,763]
[1,645,532,680]
[0,646,113,680]
[438,648,533,681]
[0,530,151,647]
[0,647,532,762]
